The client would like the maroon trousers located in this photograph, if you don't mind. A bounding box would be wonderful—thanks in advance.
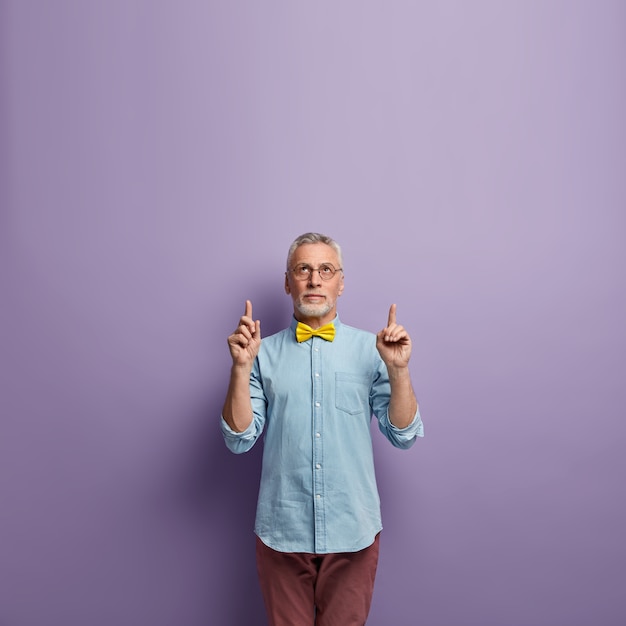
[256,534,380,626]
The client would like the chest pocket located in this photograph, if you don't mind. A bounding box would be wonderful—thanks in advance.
[335,372,370,415]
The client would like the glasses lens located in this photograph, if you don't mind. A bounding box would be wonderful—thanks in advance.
[292,264,337,280]
[318,264,336,280]
[294,264,311,279]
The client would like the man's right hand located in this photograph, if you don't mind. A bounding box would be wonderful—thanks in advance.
[227,300,261,367]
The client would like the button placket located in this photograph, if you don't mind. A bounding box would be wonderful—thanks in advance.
[311,336,325,552]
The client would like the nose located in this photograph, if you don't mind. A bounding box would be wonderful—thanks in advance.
[307,270,323,286]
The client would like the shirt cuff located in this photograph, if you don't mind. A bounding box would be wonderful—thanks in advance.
[220,415,257,439]
[386,409,424,436]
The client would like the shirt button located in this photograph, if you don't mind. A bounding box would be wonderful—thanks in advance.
[316,494,321,499]
[315,373,320,377]
[315,402,320,407]
[316,464,321,469]
[316,432,321,438]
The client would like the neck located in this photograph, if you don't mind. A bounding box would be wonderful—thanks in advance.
[294,312,336,329]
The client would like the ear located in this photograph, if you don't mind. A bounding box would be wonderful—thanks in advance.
[284,273,291,294]
[338,273,345,297]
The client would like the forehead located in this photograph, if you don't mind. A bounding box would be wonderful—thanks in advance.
[290,243,339,265]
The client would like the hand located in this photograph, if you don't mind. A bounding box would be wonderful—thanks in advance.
[227,300,261,367]
[376,304,412,369]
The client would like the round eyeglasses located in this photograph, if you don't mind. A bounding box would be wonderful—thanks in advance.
[288,263,342,281]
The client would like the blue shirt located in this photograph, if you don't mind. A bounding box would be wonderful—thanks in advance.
[221,316,424,554]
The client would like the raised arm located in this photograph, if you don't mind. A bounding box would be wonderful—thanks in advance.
[222,300,262,432]
[376,304,418,429]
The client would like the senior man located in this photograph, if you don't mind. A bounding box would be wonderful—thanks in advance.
[221,232,423,626]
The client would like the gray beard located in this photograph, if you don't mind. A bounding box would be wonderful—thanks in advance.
[295,300,332,318]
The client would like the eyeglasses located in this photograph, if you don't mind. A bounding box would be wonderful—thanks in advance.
[288,263,343,281]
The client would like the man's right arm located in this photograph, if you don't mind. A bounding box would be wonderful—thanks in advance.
[221,300,261,433]
[222,364,255,432]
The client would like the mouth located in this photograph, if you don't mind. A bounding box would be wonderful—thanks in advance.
[303,294,325,302]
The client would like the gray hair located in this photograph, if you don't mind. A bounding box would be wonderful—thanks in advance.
[286,232,343,269]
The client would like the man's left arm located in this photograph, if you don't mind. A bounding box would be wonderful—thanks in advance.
[376,303,419,429]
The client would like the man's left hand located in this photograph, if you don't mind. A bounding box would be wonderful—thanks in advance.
[376,304,412,369]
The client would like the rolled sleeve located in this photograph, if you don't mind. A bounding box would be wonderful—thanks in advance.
[370,354,424,450]
[378,409,424,449]
[220,415,261,454]
[220,358,267,454]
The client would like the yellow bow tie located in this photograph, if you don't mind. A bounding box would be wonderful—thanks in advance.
[295,322,336,343]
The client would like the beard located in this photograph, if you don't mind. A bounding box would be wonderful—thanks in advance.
[295,297,333,318]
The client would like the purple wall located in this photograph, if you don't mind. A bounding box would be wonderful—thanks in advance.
[2,2,625,625]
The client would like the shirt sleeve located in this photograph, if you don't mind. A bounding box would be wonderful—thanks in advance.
[220,358,267,454]
[370,354,424,449]
[377,407,424,449]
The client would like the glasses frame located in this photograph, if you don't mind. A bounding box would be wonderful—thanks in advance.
[287,263,343,282]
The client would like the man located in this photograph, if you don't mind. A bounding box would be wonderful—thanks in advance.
[221,232,423,626]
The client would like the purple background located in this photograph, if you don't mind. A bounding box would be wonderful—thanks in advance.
[2,2,625,625]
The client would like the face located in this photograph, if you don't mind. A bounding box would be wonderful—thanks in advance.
[285,243,344,327]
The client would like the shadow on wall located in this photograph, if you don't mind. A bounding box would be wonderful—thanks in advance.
[173,284,291,624]
[189,415,267,624]
[165,389,266,624]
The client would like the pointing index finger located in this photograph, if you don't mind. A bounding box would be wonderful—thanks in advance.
[387,303,397,326]
[245,300,253,319]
